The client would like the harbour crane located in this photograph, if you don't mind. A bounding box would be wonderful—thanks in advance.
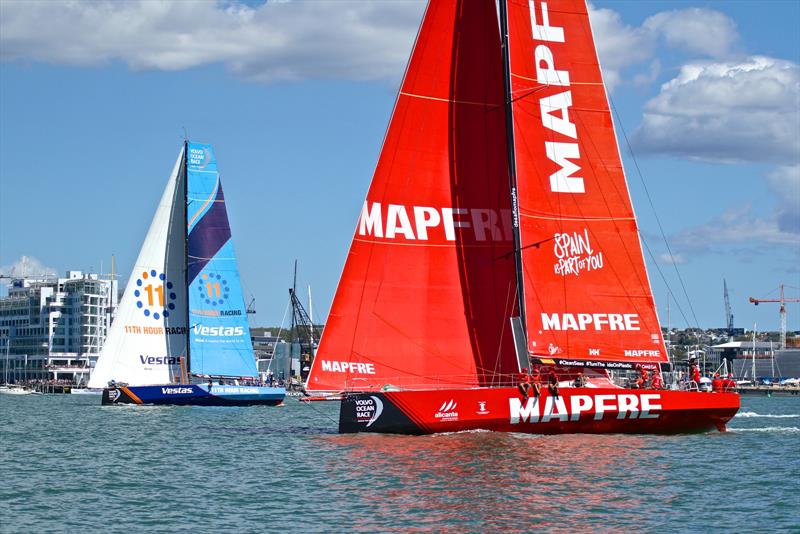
[749,284,800,349]
[723,279,734,336]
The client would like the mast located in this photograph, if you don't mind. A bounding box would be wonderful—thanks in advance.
[498,0,527,341]
[183,139,191,379]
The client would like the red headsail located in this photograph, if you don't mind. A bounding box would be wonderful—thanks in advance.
[306,0,521,392]
[506,0,668,365]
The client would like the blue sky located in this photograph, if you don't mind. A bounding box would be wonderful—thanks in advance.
[1,0,798,332]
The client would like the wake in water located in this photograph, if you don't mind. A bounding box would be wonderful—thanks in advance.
[728,426,800,433]
[734,411,799,419]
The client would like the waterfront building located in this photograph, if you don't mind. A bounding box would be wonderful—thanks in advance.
[0,271,118,385]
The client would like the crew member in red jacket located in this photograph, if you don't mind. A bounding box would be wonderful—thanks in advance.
[531,366,542,398]
[518,368,532,401]
[651,370,663,389]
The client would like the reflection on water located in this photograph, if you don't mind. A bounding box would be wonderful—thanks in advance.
[323,431,663,530]
[0,395,797,532]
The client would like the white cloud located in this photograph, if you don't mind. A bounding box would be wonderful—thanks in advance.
[659,252,686,265]
[671,204,799,252]
[589,5,739,91]
[0,256,57,279]
[633,56,800,165]
[643,8,739,58]
[767,165,800,234]
[588,5,653,91]
[0,0,425,82]
[1,1,742,89]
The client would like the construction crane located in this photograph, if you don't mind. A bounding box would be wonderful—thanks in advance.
[289,261,317,381]
[749,284,800,350]
[723,279,734,336]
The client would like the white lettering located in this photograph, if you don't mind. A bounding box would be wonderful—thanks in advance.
[594,394,617,420]
[529,0,565,42]
[413,206,440,240]
[569,395,593,421]
[541,396,569,422]
[509,397,540,424]
[320,360,376,375]
[546,141,584,193]
[541,313,641,331]
[358,201,383,237]
[640,394,661,419]
[540,91,576,138]
[535,45,570,86]
[616,394,640,420]
[385,204,415,239]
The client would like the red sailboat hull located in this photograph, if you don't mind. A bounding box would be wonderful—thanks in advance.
[340,388,740,435]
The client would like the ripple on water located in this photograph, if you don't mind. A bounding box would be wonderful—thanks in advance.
[0,395,798,531]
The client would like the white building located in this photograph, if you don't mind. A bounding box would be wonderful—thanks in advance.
[0,270,118,385]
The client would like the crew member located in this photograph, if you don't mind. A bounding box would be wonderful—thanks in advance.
[712,372,723,393]
[573,372,587,388]
[651,370,663,390]
[548,370,560,399]
[518,368,532,401]
[531,366,542,398]
[691,360,701,388]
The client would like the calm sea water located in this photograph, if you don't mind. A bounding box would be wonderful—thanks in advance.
[1,394,797,533]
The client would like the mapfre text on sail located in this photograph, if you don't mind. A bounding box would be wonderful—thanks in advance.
[532,0,586,194]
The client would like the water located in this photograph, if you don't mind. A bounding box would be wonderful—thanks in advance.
[1,395,798,532]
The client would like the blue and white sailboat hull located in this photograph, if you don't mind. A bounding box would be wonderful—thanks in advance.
[102,384,285,406]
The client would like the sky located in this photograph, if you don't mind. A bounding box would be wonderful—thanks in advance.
[0,0,798,333]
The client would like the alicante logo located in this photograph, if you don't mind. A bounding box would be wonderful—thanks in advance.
[134,270,177,321]
[198,272,230,307]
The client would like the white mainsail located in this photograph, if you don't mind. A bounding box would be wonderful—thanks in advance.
[89,150,187,388]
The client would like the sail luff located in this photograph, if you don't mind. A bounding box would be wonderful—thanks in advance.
[183,140,191,378]
[498,0,528,359]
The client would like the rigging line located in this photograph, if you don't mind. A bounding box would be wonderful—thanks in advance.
[264,298,292,375]
[609,98,701,330]
[641,238,693,328]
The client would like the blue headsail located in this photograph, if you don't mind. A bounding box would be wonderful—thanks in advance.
[186,143,257,378]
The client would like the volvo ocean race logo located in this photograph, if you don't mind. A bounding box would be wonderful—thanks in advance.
[435,400,459,421]
[107,389,120,402]
[354,396,383,427]
[189,146,211,168]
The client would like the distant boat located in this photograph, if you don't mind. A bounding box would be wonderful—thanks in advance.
[306,0,739,434]
[89,141,284,406]
[0,385,37,396]
[69,388,102,396]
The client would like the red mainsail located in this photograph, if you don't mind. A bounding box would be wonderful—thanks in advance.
[306,0,521,392]
[506,0,668,365]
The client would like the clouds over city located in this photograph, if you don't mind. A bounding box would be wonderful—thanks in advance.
[0,256,57,279]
